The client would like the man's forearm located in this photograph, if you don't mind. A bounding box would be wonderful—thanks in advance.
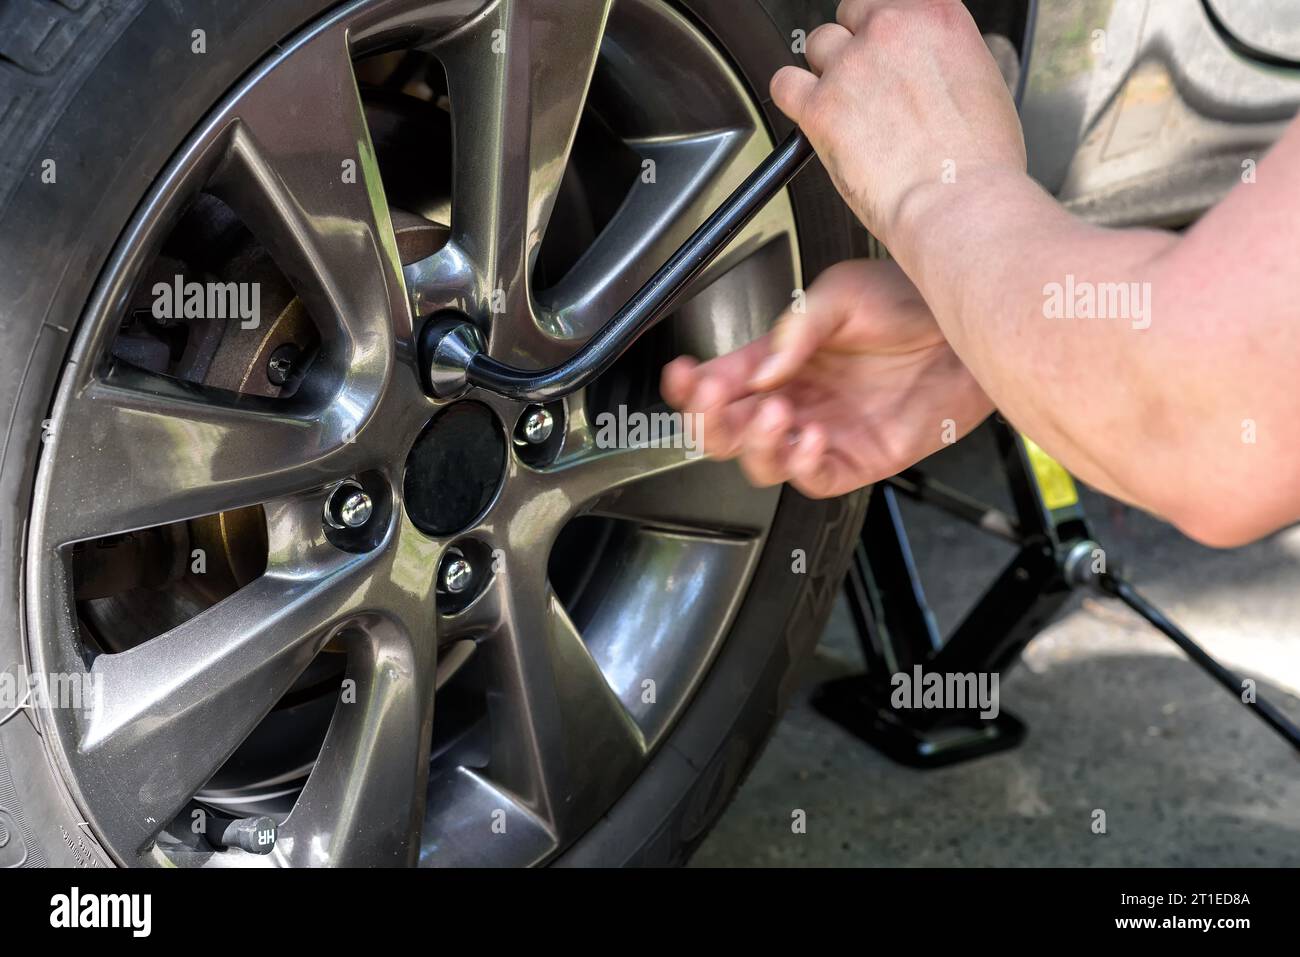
[765,1,1300,544]
[889,144,1300,547]
[890,170,1188,518]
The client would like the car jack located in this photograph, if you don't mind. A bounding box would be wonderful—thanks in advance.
[813,417,1300,768]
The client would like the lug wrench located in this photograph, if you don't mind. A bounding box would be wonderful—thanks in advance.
[421,128,815,401]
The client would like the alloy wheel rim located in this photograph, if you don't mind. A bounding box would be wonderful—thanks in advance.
[26,0,801,866]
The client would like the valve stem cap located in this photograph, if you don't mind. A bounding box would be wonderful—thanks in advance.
[214,815,277,854]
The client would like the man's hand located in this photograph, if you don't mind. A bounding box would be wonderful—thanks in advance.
[661,259,992,498]
[772,0,1025,252]
[661,0,1300,545]
[657,1,1010,500]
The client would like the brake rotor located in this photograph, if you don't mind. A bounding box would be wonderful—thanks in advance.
[76,207,317,647]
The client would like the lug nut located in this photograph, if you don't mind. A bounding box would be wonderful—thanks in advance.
[440,556,474,594]
[517,406,554,445]
[325,480,373,530]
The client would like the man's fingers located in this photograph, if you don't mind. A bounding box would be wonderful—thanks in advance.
[663,354,751,459]
[660,355,699,408]
[805,22,853,75]
[748,308,839,391]
[835,0,889,31]
[788,422,829,488]
[787,424,853,498]
[770,65,817,125]
[699,394,760,460]
[739,396,797,486]
[732,404,866,497]
[666,258,901,408]
[669,338,772,413]
[749,264,873,391]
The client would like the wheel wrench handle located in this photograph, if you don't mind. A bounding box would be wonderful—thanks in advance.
[424,128,816,401]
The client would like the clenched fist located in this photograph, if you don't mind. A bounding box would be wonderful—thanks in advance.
[772,0,1026,251]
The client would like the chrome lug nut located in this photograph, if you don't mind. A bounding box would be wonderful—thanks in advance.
[325,480,373,529]
[518,406,554,445]
[440,556,474,594]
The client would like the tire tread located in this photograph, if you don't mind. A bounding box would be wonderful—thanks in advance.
[0,0,139,213]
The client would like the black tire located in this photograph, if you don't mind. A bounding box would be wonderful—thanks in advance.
[0,0,867,868]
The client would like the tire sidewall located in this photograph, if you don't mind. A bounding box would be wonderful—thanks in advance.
[0,0,344,868]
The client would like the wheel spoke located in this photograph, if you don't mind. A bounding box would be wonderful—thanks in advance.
[75,547,385,855]
[587,458,780,535]
[573,528,763,746]
[208,21,407,367]
[537,129,788,343]
[276,617,437,867]
[476,557,645,834]
[412,0,612,361]
[44,367,369,544]
[420,767,557,867]
[273,520,440,866]
[531,405,710,519]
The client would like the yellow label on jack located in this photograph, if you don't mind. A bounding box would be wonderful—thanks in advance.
[1021,435,1079,511]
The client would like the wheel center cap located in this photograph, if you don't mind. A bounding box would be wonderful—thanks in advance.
[404,402,506,536]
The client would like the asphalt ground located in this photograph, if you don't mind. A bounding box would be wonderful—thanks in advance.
[694,422,1300,866]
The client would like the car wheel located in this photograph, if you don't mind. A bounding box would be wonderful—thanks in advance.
[0,0,867,867]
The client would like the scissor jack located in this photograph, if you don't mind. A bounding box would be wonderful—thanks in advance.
[813,418,1300,767]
